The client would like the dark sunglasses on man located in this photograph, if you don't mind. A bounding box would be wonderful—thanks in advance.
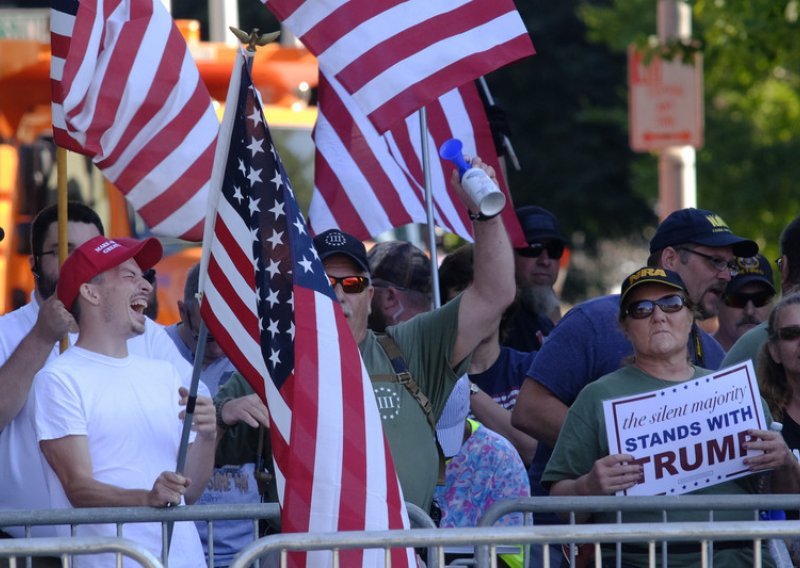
[722,290,774,309]
[515,241,565,260]
[328,275,370,294]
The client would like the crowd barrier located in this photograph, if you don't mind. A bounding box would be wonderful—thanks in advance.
[2,495,800,567]
[0,536,163,567]
[0,503,436,568]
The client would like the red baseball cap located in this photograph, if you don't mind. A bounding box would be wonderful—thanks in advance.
[57,236,163,310]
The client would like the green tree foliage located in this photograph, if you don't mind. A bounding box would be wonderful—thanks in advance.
[582,0,800,258]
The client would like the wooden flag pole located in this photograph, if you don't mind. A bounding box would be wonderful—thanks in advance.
[56,147,69,353]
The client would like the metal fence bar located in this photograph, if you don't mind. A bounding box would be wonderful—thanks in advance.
[229,521,800,568]
[0,537,164,567]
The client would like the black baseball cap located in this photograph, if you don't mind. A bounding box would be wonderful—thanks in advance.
[619,267,688,308]
[649,208,757,257]
[726,255,775,296]
[312,229,370,274]
[515,205,566,246]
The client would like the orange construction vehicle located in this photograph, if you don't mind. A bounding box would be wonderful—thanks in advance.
[0,23,317,323]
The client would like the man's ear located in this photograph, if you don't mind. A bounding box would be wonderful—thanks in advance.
[78,282,101,307]
[177,300,187,322]
[660,247,680,271]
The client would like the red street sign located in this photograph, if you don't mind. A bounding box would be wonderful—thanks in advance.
[628,46,704,152]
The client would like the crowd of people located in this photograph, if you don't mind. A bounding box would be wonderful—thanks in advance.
[2,155,800,567]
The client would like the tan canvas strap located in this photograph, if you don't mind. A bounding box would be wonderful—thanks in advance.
[374,333,436,431]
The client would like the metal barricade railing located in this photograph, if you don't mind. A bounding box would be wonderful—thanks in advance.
[0,536,164,567]
[475,495,800,567]
[0,502,436,568]
[227,520,800,568]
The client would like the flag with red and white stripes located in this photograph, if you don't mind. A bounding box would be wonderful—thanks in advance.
[310,72,527,248]
[50,0,219,241]
[199,51,413,567]
[263,0,534,133]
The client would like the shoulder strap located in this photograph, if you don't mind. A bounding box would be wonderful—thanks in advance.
[375,333,436,431]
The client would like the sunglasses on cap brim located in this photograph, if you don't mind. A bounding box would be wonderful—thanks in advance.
[515,242,565,260]
[722,290,774,309]
[328,275,370,294]
[622,294,688,319]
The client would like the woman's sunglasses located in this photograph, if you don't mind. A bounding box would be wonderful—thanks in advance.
[328,275,370,294]
[776,325,800,342]
[722,290,773,309]
[515,241,565,260]
[623,294,687,320]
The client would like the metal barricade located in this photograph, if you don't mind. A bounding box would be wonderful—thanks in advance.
[475,495,800,567]
[0,537,163,567]
[0,502,436,568]
[227,520,800,568]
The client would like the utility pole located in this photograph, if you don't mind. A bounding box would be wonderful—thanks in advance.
[657,0,696,218]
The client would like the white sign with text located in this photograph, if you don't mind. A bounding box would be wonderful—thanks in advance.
[603,361,767,496]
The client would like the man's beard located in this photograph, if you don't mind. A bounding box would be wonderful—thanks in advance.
[519,285,560,317]
[368,308,389,333]
[37,272,57,300]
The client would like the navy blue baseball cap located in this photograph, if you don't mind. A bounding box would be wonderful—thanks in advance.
[313,229,370,275]
[649,208,757,257]
[726,255,775,296]
[515,205,566,246]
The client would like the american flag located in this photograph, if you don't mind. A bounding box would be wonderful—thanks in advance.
[310,72,527,247]
[198,51,414,567]
[264,0,534,133]
[50,0,219,241]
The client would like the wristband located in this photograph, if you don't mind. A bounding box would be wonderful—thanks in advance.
[469,210,500,222]
[215,398,231,429]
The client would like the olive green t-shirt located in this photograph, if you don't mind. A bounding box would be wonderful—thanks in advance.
[359,294,468,511]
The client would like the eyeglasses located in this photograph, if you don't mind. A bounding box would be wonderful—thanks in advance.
[623,294,688,319]
[679,248,739,276]
[776,257,784,271]
[142,268,156,285]
[515,241,565,260]
[722,290,774,309]
[185,310,215,344]
[776,325,800,341]
[37,245,77,258]
[328,275,370,294]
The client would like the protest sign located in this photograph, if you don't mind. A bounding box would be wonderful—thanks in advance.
[603,361,767,496]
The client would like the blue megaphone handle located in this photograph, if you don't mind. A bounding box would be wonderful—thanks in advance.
[439,138,470,176]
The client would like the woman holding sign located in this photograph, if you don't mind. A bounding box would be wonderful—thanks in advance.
[542,267,800,568]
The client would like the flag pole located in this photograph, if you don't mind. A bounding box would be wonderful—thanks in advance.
[418,108,441,310]
[56,147,69,353]
[477,76,521,172]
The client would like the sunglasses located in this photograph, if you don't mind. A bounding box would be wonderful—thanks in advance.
[623,294,687,319]
[722,290,774,309]
[515,241,565,260]
[776,326,800,342]
[328,275,370,294]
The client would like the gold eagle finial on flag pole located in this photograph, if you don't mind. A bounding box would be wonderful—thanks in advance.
[229,27,281,52]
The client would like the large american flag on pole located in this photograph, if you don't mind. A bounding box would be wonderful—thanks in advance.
[263,0,534,133]
[198,50,414,567]
[310,72,527,248]
[50,0,219,241]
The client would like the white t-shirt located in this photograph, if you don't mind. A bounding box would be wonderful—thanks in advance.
[34,347,204,568]
[0,299,202,538]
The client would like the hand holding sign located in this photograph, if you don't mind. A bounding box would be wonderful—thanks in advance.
[584,454,644,495]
